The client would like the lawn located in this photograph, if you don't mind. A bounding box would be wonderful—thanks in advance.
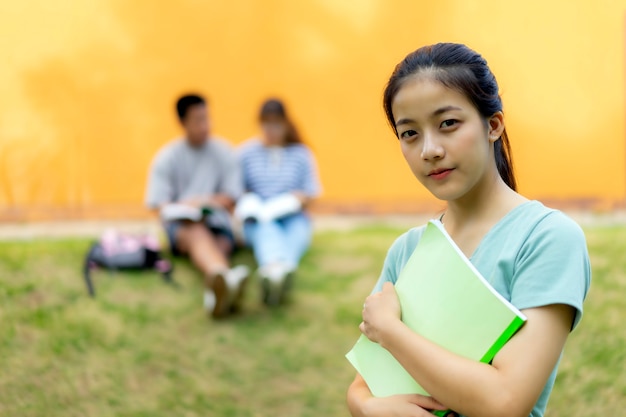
[0,223,623,416]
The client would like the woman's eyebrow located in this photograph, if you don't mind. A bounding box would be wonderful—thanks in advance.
[395,118,415,127]
[432,105,463,116]
[396,105,464,127]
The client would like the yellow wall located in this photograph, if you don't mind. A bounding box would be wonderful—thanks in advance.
[1,0,625,220]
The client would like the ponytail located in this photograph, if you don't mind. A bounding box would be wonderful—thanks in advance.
[284,120,303,145]
[495,128,516,191]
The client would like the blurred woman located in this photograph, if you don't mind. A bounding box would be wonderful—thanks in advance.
[236,99,321,305]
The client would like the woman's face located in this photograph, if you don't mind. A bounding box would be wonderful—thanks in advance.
[261,113,288,146]
[391,76,502,202]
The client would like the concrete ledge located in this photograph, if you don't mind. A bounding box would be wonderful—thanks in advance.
[0,211,625,240]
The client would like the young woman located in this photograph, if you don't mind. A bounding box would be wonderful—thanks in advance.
[347,43,590,417]
[236,99,321,305]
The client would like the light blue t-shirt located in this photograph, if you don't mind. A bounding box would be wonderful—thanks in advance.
[372,201,591,417]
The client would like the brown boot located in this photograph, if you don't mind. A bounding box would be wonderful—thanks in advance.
[205,271,229,319]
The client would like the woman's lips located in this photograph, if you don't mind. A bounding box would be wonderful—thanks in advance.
[428,168,454,180]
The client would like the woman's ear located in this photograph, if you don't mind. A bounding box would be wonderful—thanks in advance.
[487,112,505,143]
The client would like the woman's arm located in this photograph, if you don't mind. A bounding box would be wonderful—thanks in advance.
[348,373,450,417]
[360,282,574,417]
[296,147,321,208]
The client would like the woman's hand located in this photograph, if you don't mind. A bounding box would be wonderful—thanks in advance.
[361,393,451,417]
[360,282,402,344]
[348,373,456,417]
[291,190,311,207]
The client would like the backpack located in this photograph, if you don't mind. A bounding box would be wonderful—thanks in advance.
[83,229,175,297]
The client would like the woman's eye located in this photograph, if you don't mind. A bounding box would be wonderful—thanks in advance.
[399,130,417,140]
[440,119,458,129]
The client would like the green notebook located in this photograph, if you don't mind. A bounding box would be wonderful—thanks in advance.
[346,220,526,414]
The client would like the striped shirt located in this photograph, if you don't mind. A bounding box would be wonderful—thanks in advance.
[239,139,321,200]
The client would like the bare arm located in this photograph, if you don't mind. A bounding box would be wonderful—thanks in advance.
[359,282,574,417]
[177,194,236,211]
[207,193,236,211]
[295,146,320,209]
[150,194,236,219]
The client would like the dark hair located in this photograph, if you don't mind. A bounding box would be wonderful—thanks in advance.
[383,43,516,191]
[259,98,302,145]
[176,94,206,121]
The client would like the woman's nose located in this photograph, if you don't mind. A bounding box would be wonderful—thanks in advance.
[420,133,445,160]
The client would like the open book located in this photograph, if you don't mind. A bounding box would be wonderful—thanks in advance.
[160,203,213,222]
[234,193,302,222]
[346,220,526,414]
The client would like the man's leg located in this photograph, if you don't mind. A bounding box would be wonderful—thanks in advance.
[175,221,230,275]
[174,222,241,318]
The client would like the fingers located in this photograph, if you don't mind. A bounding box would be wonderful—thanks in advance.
[365,396,437,417]
[402,394,447,410]
[414,406,440,417]
[359,321,366,334]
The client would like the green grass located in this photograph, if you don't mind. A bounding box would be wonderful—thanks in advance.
[0,224,623,416]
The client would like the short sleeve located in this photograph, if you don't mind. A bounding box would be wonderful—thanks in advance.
[371,246,400,295]
[511,212,591,330]
[145,148,173,208]
[299,147,322,198]
[370,227,425,294]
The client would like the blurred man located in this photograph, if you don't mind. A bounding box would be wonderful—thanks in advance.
[145,94,248,319]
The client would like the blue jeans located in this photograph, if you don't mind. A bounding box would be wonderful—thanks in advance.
[243,213,312,269]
